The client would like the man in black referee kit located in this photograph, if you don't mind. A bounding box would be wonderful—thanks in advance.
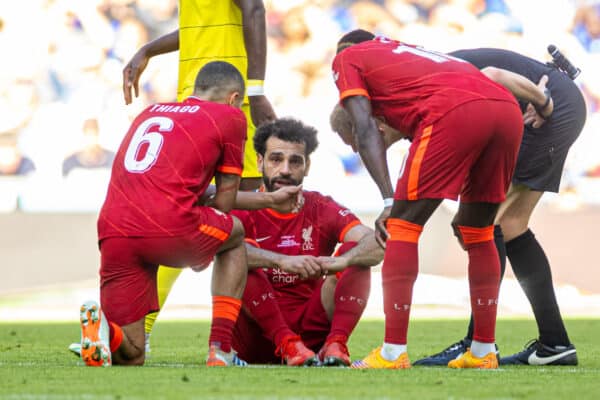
[416,46,586,366]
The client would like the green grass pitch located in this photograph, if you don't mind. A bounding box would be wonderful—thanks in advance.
[1,319,599,399]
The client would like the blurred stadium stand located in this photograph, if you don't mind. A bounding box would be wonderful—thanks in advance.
[1,0,600,307]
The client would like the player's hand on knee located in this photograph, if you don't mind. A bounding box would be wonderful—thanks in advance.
[317,256,348,274]
[278,255,323,279]
[375,208,391,249]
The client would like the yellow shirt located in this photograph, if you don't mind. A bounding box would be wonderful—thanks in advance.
[178,0,247,101]
[178,0,259,178]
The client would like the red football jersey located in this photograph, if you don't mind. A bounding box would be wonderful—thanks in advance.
[98,97,246,240]
[232,191,361,306]
[332,37,516,138]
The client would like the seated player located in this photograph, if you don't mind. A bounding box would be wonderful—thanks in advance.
[229,118,383,366]
[78,61,251,367]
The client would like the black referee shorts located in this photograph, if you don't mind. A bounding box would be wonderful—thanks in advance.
[512,69,587,193]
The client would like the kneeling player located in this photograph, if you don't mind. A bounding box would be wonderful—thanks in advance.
[79,61,249,367]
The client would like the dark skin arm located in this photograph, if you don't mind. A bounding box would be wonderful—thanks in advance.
[234,0,276,126]
[343,96,394,246]
[199,184,304,213]
[213,173,241,213]
[342,96,394,199]
[122,30,179,104]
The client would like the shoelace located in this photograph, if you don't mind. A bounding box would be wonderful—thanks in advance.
[521,339,541,351]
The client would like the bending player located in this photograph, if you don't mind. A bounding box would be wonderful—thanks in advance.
[331,30,526,369]
[229,118,382,366]
[79,61,249,367]
[415,47,585,366]
[122,0,276,345]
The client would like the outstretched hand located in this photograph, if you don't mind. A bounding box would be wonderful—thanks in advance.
[122,49,150,105]
[375,207,391,249]
[269,185,304,213]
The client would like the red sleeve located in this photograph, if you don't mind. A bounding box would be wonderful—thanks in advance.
[332,49,370,101]
[318,194,361,242]
[217,107,247,176]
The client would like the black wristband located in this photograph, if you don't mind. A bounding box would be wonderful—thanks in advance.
[534,88,551,117]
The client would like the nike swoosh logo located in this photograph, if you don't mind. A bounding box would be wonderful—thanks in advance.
[527,349,576,365]
[256,236,271,242]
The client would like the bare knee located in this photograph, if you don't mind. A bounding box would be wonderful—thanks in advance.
[497,214,527,241]
[218,216,245,252]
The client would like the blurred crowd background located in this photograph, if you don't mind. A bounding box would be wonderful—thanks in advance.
[2,0,600,213]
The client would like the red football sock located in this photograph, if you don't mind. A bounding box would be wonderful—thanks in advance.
[108,321,123,352]
[328,242,371,342]
[242,269,296,347]
[383,218,422,345]
[209,296,242,352]
[458,225,500,343]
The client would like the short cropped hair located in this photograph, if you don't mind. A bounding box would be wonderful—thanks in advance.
[337,29,375,53]
[329,104,353,135]
[194,61,245,97]
[254,118,319,157]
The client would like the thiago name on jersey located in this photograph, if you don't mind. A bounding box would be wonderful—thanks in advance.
[148,104,200,114]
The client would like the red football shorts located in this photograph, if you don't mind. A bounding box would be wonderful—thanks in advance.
[232,279,330,363]
[99,208,234,326]
[394,99,523,203]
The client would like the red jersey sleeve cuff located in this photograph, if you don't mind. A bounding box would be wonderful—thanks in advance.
[340,88,370,101]
[338,220,361,242]
[217,165,243,175]
[245,238,260,248]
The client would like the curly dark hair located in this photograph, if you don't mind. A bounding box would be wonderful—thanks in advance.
[254,118,319,157]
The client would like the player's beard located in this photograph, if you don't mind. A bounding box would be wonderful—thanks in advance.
[262,175,302,192]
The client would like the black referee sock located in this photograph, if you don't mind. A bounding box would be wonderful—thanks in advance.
[506,229,571,346]
[466,225,506,341]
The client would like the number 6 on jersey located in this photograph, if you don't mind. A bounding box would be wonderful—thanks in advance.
[124,116,174,173]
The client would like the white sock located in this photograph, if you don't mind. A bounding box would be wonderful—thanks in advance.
[380,342,407,361]
[145,333,151,354]
[470,340,495,358]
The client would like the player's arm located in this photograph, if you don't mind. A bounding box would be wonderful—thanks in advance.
[200,184,303,213]
[235,185,303,212]
[213,172,241,213]
[246,245,323,279]
[122,29,179,104]
[318,224,384,273]
[481,67,553,121]
[234,0,276,126]
[343,95,395,246]
[343,96,394,200]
